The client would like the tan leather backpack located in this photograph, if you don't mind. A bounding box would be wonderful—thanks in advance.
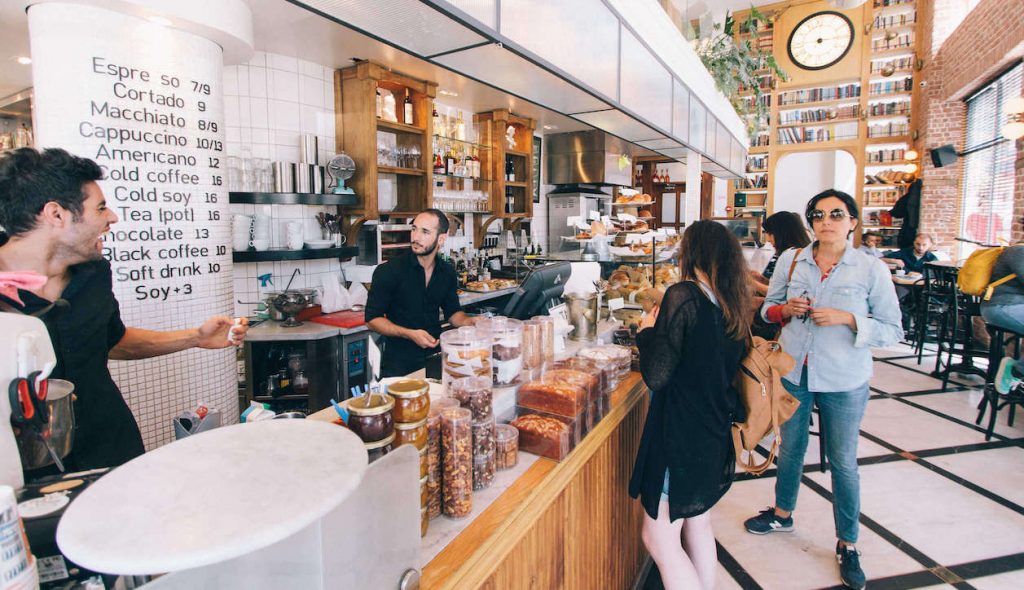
[732,335,799,475]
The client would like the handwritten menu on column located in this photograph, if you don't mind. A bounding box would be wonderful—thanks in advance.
[28,2,237,449]
[84,56,228,304]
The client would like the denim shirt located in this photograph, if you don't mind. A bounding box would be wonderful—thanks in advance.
[761,244,903,392]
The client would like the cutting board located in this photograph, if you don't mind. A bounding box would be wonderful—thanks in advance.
[311,310,366,329]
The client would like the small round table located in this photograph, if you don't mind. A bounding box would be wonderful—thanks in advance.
[56,420,367,575]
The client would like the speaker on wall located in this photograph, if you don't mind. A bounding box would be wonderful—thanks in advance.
[930,144,958,168]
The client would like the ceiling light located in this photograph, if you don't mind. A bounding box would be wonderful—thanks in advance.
[542,125,557,130]
[438,89,459,97]
[1002,121,1024,140]
[1002,97,1024,140]
[14,56,31,65]
[904,149,919,160]
[904,163,918,174]
[147,16,172,26]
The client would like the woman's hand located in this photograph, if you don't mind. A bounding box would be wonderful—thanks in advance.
[639,305,660,331]
[809,308,856,329]
[781,296,812,320]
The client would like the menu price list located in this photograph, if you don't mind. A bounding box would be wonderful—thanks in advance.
[85,56,228,304]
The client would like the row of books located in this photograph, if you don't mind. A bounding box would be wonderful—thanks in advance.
[866,148,906,163]
[778,105,860,125]
[868,100,912,116]
[868,122,910,137]
[779,84,861,105]
[869,78,914,95]
[873,34,914,51]
[737,174,768,189]
[871,56,915,73]
[777,123,858,144]
[872,12,916,29]
[874,0,914,7]
[745,155,768,171]
[864,189,903,206]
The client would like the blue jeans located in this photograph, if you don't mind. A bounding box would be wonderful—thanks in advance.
[981,304,1024,373]
[774,367,870,543]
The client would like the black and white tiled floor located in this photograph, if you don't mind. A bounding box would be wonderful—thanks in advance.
[642,342,1024,590]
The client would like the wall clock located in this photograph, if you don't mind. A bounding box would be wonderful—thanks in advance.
[787,11,855,71]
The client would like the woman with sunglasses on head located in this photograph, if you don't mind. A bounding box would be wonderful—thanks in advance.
[630,221,751,590]
[742,189,902,590]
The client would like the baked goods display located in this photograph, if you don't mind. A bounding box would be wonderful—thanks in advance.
[517,379,587,417]
[462,278,518,292]
[510,413,572,461]
[614,192,654,205]
[605,265,652,302]
[495,424,519,469]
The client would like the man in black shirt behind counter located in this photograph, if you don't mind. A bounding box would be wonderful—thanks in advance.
[365,209,479,377]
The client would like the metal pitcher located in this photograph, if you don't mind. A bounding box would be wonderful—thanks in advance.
[16,379,75,471]
[564,292,598,341]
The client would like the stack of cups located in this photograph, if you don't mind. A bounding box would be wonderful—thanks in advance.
[386,379,431,536]
[450,376,495,491]
[232,215,253,251]
[284,221,304,250]
[252,214,271,251]
[0,485,38,590]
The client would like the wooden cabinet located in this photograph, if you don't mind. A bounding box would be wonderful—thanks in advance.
[472,109,536,246]
[335,62,437,238]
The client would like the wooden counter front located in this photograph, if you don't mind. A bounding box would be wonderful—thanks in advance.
[422,372,650,589]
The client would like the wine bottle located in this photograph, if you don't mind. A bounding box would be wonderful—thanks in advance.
[403,90,414,125]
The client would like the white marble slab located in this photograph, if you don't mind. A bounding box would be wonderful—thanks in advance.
[246,320,340,341]
[56,420,367,575]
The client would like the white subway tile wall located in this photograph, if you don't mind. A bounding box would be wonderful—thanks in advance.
[223,53,346,319]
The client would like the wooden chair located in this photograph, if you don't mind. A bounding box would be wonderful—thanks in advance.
[914,263,955,364]
[976,323,1024,441]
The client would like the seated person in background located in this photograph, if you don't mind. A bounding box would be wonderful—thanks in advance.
[858,232,885,258]
[883,232,938,274]
[982,244,1024,394]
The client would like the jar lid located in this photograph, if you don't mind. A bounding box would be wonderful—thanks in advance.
[347,394,395,416]
[364,432,395,450]
[496,424,519,440]
[387,379,429,398]
[395,417,428,430]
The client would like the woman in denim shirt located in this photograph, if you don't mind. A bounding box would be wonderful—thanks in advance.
[743,189,902,590]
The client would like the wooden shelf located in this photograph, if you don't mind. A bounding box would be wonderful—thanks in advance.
[871,46,916,57]
[777,97,862,109]
[776,117,860,129]
[506,181,528,188]
[434,173,492,182]
[867,112,911,118]
[868,91,913,99]
[746,168,768,173]
[866,135,912,143]
[377,118,424,135]
[233,246,359,263]
[228,192,359,206]
[506,149,529,158]
[377,165,426,176]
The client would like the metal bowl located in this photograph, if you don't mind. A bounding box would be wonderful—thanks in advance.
[273,291,312,327]
[273,411,307,419]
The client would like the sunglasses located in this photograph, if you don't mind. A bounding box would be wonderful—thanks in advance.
[808,208,850,222]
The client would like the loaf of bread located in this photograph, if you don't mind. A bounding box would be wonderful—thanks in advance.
[517,379,587,416]
[511,414,572,460]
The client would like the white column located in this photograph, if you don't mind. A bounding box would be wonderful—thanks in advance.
[683,148,702,226]
[27,0,252,450]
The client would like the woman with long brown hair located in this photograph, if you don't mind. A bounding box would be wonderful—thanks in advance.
[629,220,752,590]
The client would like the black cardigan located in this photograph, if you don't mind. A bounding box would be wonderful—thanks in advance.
[629,282,747,521]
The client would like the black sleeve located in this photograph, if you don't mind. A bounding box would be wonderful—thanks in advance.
[100,262,127,350]
[441,271,463,321]
[364,263,395,323]
[890,193,908,218]
[636,283,698,392]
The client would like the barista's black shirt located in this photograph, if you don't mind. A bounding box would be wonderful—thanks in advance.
[1,260,145,471]
[365,252,462,374]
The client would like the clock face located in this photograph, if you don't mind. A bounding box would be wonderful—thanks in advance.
[787,11,855,71]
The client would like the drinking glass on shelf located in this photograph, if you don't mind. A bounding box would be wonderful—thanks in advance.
[255,159,273,192]
[410,145,421,169]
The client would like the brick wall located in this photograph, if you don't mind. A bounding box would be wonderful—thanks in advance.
[917,0,1024,252]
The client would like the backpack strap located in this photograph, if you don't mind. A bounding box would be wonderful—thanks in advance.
[984,273,1018,301]
[787,248,804,282]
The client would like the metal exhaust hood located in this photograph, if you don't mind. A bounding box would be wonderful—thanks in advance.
[545,130,633,186]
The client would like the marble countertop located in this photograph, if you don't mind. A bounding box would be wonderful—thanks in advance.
[246,321,341,342]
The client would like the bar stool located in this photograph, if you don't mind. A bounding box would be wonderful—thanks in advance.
[933,274,988,389]
[915,263,955,364]
[976,322,1024,441]
[809,402,828,473]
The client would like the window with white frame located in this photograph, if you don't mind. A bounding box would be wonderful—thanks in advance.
[958,62,1022,257]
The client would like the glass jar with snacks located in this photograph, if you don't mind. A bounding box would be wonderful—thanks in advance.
[346,394,395,443]
[426,470,442,519]
[441,407,473,518]
[441,327,492,387]
[472,416,496,458]
[420,474,429,508]
[365,432,395,463]
[387,378,431,423]
[418,445,428,478]
[394,417,428,450]
[450,376,492,420]
[510,413,572,461]
[579,345,631,388]
[522,320,544,380]
[531,315,556,367]
[495,424,519,470]
[476,317,524,386]
[472,451,496,490]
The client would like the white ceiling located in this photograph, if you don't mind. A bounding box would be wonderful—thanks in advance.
[0,3,31,99]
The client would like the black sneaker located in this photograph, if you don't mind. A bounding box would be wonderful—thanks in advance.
[836,542,866,590]
[743,507,794,534]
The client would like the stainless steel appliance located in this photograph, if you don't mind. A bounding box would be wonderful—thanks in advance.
[546,186,612,252]
[545,130,633,186]
[357,223,413,265]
